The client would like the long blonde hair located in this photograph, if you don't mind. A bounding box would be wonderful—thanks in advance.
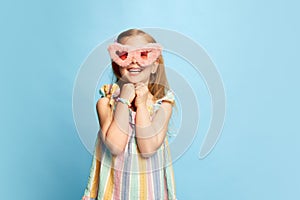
[111,29,170,101]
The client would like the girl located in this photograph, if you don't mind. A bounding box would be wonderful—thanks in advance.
[82,29,177,200]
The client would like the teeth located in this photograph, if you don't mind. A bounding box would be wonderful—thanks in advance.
[128,69,142,72]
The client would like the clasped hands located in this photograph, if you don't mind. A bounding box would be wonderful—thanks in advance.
[119,82,149,108]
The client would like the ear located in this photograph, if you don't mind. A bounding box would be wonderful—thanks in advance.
[151,60,159,74]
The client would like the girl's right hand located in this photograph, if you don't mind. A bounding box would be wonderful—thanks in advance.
[120,83,136,103]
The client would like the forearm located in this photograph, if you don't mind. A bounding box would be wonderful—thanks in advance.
[135,104,164,157]
[104,102,130,155]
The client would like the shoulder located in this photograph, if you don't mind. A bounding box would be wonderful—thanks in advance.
[99,83,120,98]
[152,89,175,116]
[96,83,120,113]
[156,89,175,106]
[159,101,173,118]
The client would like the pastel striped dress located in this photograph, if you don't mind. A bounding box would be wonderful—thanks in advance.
[82,84,177,200]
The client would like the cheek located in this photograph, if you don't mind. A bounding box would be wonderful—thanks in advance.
[119,68,126,75]
[143,66,153,74]
[146,64,158,74]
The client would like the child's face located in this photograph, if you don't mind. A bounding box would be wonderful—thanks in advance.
[115,36,159,84]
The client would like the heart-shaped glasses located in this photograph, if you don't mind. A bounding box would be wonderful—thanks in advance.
[107,43,162,67]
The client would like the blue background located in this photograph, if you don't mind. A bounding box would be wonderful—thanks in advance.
[1,0,299,199]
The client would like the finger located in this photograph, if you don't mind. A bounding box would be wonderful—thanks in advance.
[129,83,135,88]
[134,83,143,89]
[135,85,144,91]
[128,83,135,89]
[141,85,148,93]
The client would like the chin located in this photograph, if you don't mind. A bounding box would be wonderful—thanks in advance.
[127,79,143,84]
[121,75,148,84]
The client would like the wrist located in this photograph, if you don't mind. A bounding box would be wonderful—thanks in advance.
[116,97,131,107]
[135,102,147,109]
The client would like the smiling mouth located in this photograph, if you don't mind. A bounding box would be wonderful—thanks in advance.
[128,68,143,74]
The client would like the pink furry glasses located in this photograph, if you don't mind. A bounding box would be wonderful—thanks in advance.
[107,43,163,67]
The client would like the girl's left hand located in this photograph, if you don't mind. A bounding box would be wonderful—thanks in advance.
[134,82,149,108]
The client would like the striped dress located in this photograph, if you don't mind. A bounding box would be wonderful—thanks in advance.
[82,83,177,200]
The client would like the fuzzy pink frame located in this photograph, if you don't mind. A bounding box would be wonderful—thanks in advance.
[107,42,163,67]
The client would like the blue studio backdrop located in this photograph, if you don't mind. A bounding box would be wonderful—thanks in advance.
[0,0,299,199]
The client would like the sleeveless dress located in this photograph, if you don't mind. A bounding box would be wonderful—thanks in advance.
[82,83,177,200]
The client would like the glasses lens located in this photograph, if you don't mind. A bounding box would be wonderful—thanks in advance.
[140,51,149,59]
[116,51,128,60]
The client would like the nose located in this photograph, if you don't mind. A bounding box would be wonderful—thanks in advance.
[131,57,137,64]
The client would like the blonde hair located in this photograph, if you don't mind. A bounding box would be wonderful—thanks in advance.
[111,29,170,101]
